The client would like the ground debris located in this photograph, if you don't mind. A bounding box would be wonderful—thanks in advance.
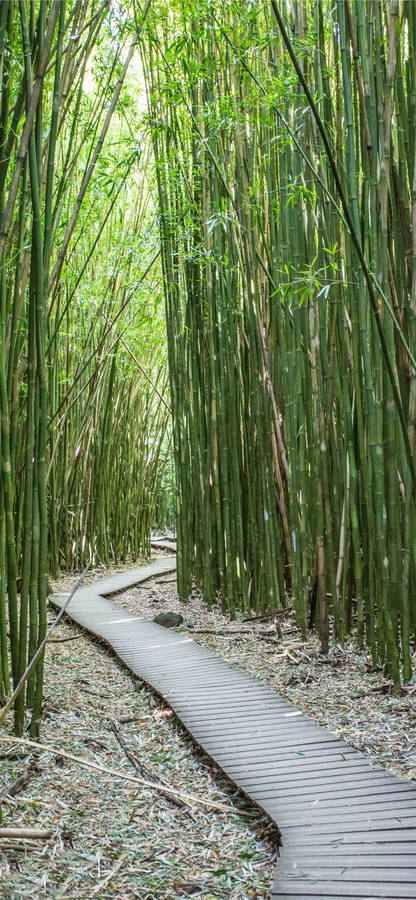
[0,760,41,803]
[1,564,277,899]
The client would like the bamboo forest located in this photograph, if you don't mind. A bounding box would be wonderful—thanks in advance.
[1,1,416,898]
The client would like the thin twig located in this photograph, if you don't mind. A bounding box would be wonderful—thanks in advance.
[0,736,230,812]
[109,719,186,810]
[0,841,41,851]
[190,627,276,636]
[48,634,83,644]
[0,762,40,802]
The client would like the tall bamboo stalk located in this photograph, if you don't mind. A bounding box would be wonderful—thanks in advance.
[0,0,173,734]
[141,0,416,682]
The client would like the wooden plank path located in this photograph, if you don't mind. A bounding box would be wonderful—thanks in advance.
[52,557,416,899]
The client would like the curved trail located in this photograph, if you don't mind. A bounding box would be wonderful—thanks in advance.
[52,556,416,899]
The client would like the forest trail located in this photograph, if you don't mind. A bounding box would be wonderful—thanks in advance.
[51,558,416,900]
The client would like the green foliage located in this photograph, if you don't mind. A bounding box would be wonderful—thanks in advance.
[140,0,416,686]
[0,0,172,735]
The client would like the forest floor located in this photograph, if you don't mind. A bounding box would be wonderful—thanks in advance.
[1,557,416,899]
[0,557,277,900]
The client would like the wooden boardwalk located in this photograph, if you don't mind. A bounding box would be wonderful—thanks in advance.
[52,557,416,899]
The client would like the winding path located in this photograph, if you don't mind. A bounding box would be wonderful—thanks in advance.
[52,555,416,899]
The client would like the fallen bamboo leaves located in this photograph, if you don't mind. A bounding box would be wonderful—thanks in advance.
[0,735,230,813]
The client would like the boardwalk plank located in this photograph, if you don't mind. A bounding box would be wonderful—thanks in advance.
[272,884,416,898]
[51,557,416,900]
[279,866,416,881]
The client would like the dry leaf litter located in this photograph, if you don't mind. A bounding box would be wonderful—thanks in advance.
[0,556,278,900]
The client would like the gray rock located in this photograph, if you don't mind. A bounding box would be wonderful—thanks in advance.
[153,611,184,629]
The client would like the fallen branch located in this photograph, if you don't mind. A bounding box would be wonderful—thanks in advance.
[190,627,275,636]
[117,714,143,725]
[242,615,271,623]
[48,635,83,644]
[0,841,41,851]
[0,827,52,840]
[109,719,186,810]
[0,736,230,813]
[242,610,288,623]
[0,761,40,802]
[258,636,281,646]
